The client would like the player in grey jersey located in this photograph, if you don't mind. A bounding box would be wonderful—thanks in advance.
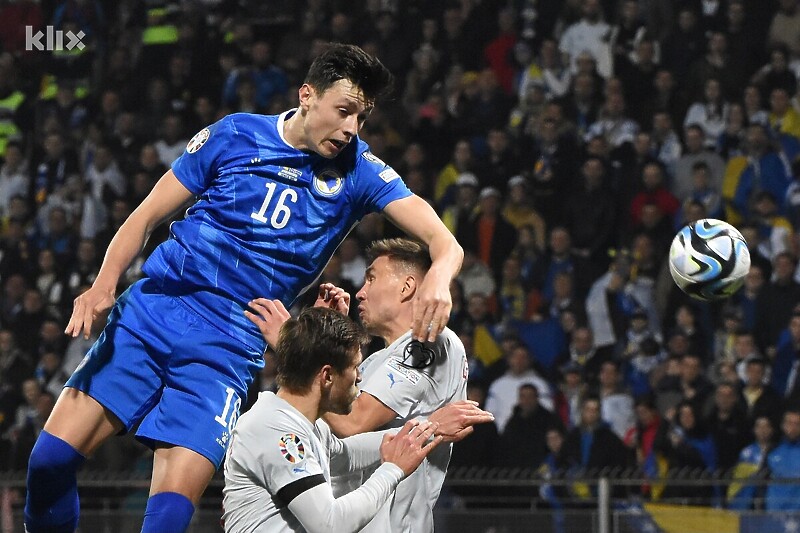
[248,238,488,532]
[222,306,442,533]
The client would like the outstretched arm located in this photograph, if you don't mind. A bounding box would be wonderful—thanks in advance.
[287,421,441,533]
[66,170,194,339]
[382,194,463,342]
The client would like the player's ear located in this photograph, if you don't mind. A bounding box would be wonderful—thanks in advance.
[320,364,334,387]
[400,274,417,301]
[298,84,314,110]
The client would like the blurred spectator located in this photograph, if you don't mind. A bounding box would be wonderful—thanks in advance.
[765,407,800,511]
[596,360,635,439]
[623,336,663,399]
[222,41,287,111]
[559,0,613,79]
[558,361,587,428]
[560,396,630,478]
[441,173,479,238]
[562,156,616,274]
[768,86,800,139]
[337,236,367,290]
[662,7,705,84]
[706,381,751,471]
[31,132,79,208]
[486,343,554,432]
[517,38,571,102]
[651,111,683,177]
[35,351,67,398]
[153,114,189,168]
[714,307,745,364]
[630,162,680,227]
[684,78,730,149]
[480,128,521,190]
[752,46,797,102]
[774,310,800,400]
[727,250,768,334]
[755,252,800,354]
[457,186,517,281]
[766,0,800,60]
[678,162,723,220]
[34,248,67,321]
[497,383,563,469]
[728,415,776,510]
[656,353,714,412]
[496,256,542,323]
[655,400,718,502]
[585,249,650,352]
[450,381,499,469]
[718,102,749,159]
[585,92,639,150]
[626,395,663,480]
[434,139,475,209]
[0,142,29,219]
[483,7,519,96]
[673,124,726,201]
[456,250,496,299]
[557,325,611,384]
[742,357,783,426]
[521,115,581,229]
[751,191,793,261]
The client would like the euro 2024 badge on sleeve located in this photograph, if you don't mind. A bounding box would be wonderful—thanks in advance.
[187,128,211,154]
[279,434,305,464]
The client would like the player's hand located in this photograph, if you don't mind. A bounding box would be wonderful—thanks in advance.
[427,400,495,443]
[65,286,116,339]
[313,283,350,315]
[380,419,443,477]
[411,270,452,342]
[245,298,291,348]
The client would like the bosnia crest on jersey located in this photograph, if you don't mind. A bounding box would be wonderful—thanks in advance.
[313,168,343,197]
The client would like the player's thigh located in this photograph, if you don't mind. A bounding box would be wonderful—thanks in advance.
[44,387,125,456]
[136,322,263,469]
[150,445,217,505]
[65,281,174,437]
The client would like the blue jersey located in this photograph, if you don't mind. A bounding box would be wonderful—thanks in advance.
[143,111,411,351]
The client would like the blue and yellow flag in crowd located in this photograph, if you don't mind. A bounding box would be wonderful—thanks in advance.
[618,502,800,533]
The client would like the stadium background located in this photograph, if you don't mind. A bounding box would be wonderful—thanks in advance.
[1,0,800,531]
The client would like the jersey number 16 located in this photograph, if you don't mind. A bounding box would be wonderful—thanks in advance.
[251,182,298,229]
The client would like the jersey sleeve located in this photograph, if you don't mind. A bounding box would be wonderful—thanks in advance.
[228,419,326,504]
[171,116,235,194]
[359,343,439,419]
[352,149,412,215]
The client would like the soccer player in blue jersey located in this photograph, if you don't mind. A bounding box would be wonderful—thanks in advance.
[24,44,463,533]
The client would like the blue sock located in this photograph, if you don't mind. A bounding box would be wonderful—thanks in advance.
[24,430,86,533]
[141,492,195,533]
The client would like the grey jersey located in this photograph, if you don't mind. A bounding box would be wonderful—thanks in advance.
[338,327,469,532]
[223,392,330,533]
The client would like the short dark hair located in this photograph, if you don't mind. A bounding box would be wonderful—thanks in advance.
[305,43,394,104]
[366,238,432,275]
[275,307,368,392]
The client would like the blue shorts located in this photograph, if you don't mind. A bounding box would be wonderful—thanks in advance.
[66,279,263,468]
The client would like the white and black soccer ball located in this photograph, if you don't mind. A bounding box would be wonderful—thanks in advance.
[668,219,751,301]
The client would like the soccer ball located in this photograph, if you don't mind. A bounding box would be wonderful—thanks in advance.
[668,219,751,301]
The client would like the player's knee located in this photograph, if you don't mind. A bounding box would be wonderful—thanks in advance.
[27,430,86,478]
[25,431,86,533]
[141,492,195,533]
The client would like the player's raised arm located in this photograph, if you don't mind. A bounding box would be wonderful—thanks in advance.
[65,170,194,339]
[382,194,463,342]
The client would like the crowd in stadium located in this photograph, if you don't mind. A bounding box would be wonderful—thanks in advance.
[1,0,800,511]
